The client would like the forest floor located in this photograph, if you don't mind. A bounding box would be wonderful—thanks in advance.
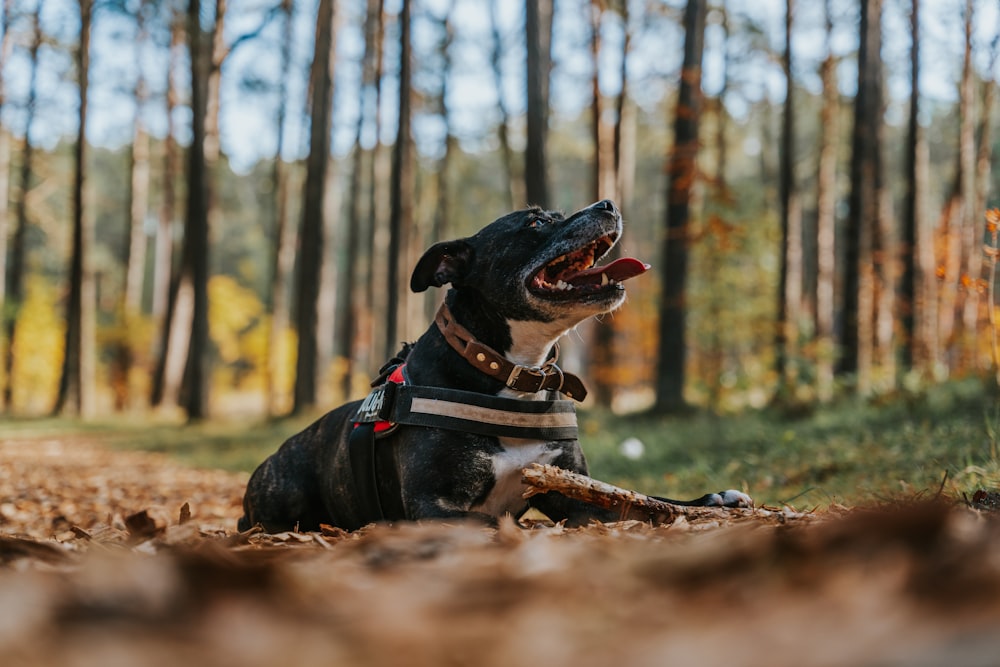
[2,433,1000,666]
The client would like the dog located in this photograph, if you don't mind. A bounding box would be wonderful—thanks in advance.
[238,200,751,532]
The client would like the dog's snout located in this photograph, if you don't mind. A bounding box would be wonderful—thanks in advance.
[593,199,618,214]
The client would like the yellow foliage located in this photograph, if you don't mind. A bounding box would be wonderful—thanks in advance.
[10,278,65,413]
[209,275,264,366]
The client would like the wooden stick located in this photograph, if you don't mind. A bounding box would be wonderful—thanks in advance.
[521,463,745,525]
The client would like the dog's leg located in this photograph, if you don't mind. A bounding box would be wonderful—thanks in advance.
[651,490,753,508]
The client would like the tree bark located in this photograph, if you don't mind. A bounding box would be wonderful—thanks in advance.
[336,0,381,402]
[179,0,212,419]
[55,0,95,417]
[384,0,413,361]
[776,0,802,397]
[266,0,295,415]
[839,0,883,396]
[654,0,706,413]
[524,0,553,208]
[150,11,185,408]
[814,0,838,402]
[900,0,921,372]
[0,0,13,412]
[293,0,336,413]
[364,0,387,372]
[490,0,521,210]
[113,1,152,411]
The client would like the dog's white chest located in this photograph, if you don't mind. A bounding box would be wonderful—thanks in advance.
[472,437,558,517]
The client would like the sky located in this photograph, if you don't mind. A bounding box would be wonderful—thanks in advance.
[0,0,998,174]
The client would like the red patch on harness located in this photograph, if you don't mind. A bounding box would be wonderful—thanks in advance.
[356,364,406,434]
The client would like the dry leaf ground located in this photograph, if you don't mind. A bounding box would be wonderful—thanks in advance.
[2,436,1000,667]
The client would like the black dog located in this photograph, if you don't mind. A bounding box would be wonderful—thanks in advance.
[239,200,751,532]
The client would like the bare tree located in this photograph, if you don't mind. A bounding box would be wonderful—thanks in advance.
[654,0,706,413]
[524,0,553,207]
[55,0,96,417]
[293,0,336,413]
[384,0,413,361]
[363,0,387,370]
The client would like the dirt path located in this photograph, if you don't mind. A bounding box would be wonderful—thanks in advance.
[2,436,1000,667]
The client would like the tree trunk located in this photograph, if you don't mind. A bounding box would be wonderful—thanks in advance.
[384,0,413,361]
[293,0,336,413]
[0,0,13,411]
[179,0,212,419]
[364,0,387,372]
[939,0,975,373]
[0,0,13,327]
[55,0,95,417]
[814,0,838,402]
[654,0,706,413]
[336,0,380,402]
[967,11,998,370]
[524,0,553,208]
[839,0,883,396]
[150,12,184,408]
[490,0,520,210]
[266,0,295,415]
[113,1,152,411]
[776,0,802,397]
[900,0,921,373]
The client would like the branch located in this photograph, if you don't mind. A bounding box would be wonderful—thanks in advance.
[521,463,750,525]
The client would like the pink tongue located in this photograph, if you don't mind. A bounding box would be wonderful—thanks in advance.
[569,257,650,285]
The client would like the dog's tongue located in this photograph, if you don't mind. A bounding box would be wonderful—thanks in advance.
[569,257,650,285]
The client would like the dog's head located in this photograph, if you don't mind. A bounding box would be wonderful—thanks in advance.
[411,200,648,327]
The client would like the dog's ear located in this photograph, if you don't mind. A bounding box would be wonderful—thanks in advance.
[410,239,474,292]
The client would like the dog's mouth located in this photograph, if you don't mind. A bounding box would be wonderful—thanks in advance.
[528,232,650,300]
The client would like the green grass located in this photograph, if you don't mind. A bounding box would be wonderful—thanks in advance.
[3,378,998,508]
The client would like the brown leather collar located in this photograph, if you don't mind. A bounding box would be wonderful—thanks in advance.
[434,303,587,402]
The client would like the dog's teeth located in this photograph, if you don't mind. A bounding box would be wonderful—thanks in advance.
[601,272,609,286]
[555,280,570,290]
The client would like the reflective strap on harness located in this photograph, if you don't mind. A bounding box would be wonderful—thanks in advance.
[383,385,578,441]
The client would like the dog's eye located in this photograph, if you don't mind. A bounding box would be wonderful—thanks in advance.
[528,217,545,229]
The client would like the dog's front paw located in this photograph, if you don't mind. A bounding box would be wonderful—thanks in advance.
[705,490,753,508]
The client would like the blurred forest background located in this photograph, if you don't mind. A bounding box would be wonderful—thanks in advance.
[0,0,997,422]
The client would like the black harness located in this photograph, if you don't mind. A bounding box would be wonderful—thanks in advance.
[348,361,580,526]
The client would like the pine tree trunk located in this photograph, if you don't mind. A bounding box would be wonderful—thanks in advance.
[490,0,521,210]
[839,0,883,396]
[776,0,802,396]
[266,0,295,415]
[2,4,41,412]
[654,0,706,413]
[364,0,387,371]
[900,0,921,372]
[384,0,413,361]
[150,12,184,408]
[293,0,336,413]
[967,14,998,370]
[56,0,95,418]
[524,0,553,208]
[0,0,13,412]
[814,0,838,402]
[179,0,212,419]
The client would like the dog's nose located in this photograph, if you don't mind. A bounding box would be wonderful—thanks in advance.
[593,199,618,214]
